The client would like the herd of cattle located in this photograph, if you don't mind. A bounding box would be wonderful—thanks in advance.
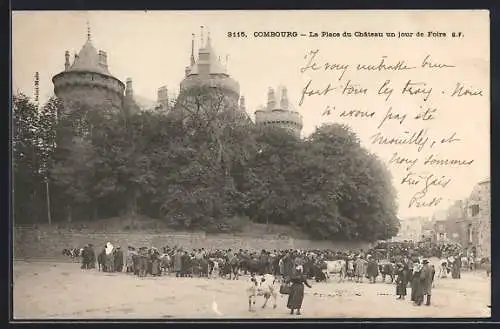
[62,245,491,284]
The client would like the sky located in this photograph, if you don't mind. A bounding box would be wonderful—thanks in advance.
[12,10,490,219]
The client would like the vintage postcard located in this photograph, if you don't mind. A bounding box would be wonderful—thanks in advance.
[11,10,490,319]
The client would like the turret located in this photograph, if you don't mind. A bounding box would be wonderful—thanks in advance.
[52,23,125,112]
[157,85,169,110]
[255,85,303,138]
[178,27,240,111]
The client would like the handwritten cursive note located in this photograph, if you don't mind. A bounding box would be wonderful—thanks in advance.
[296,13,489,217]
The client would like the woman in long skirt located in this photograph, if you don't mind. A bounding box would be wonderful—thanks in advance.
[287,266,312,315]
[411,263,424,306]
[395,263,407,300]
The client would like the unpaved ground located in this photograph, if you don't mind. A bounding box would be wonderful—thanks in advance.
[12,259,490,319]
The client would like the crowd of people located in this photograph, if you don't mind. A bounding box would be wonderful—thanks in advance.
[68,239,481,312]
[373,241,465,260]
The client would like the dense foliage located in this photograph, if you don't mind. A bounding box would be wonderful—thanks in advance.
[12,89,400,242]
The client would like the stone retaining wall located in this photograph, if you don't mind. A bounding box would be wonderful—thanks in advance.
[13,227,371,259]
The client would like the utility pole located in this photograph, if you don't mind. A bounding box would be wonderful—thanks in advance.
[35,71,52,226]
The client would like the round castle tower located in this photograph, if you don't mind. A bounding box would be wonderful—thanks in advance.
[52,27,125,112]
[178,29,241,111]
[255,86,303,138]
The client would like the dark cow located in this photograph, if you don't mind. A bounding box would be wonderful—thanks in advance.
[378,262,396,283]
[62,248,83,260]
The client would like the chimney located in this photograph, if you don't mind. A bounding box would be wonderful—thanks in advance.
[126,78,133,98]
[99,50,108,69]
[240,96,246,112]
[98,50,104,66]
[64,50,70,70]
[267,87,276,110]
[280,86,289,110]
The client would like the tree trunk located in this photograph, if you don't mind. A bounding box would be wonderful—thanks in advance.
[127,189,139,218]
[66,204,72,223]
[45,180,52,225]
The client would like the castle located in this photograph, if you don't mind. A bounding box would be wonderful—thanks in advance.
[52,26,303,137]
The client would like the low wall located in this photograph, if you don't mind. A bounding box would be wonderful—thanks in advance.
[13,227,371,260]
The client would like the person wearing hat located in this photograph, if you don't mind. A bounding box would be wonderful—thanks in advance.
[354,255,367,283]
[105,242,115,272]
[395,263,408,300]
[114,246,124,273]
[286,265,312,315]
[80,244,90,270]
[126,246,136,273]
[87,244,96,269]
[421,259,434,306]
[411,262,424,306]
[366,255,379,284]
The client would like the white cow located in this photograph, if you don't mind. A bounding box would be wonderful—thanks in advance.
[209,259,221,279]
[322,260,347,282]
[438,258,450,278]
[159,253,171,274]
[246,274,278,312]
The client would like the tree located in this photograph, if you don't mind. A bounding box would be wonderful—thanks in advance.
[12,88,399,242]
[12,94,44,224]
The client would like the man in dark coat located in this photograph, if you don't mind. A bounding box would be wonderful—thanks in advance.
[411,263,424,306]
[114,246,124,272]
[366,256,379,283]
[87,244,96,269]
[174,249,182,277]
[421,260,434,306]
[181,251,191,277]
[81,246,89,269]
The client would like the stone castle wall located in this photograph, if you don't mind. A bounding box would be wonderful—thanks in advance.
[53,72,124,111]
[13,227,371,260]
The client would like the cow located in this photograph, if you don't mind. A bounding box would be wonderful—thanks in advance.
[321,260,347,282]
[247,274,278,312]
[208,258,222,279]
[378,261,396,283]
[159,253,172,274]
[479,258,491,277]
[241,257,262,276]
[437,258,451,278]
[62,248,83,261]
[460,257,470,271]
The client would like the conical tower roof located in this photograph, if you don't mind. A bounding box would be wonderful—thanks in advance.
[67,28,112,76]
[188,33,228,76]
